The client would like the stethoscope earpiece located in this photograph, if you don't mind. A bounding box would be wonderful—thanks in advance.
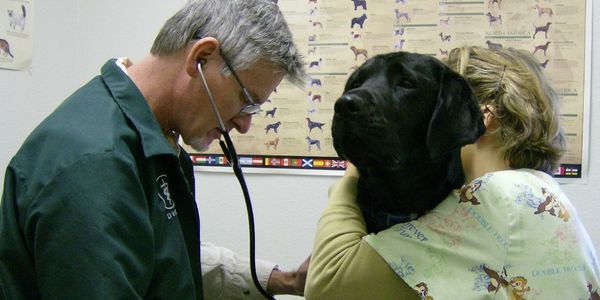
[197,59,206,70]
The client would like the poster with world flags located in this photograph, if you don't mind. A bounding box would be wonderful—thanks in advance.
[191,153,347,174]
[187,0,589,180]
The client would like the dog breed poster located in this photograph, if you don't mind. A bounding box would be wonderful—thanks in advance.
[188,0,590,181]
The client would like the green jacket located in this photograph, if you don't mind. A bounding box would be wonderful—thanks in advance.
[0,60,203,299]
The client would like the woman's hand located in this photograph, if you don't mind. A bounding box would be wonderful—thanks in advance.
[267,255,310,296]
[344,162,359,178]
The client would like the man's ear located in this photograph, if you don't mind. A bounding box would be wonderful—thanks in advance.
[426,69,486,159]
[185,37,220,76]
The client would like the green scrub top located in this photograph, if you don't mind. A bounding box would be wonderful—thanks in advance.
[0,59,203,299]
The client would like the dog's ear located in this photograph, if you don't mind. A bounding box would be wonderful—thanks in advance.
[426,69,485,160]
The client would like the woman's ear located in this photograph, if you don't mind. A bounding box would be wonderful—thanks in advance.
[482,105,499,132]
[185,37,220,76]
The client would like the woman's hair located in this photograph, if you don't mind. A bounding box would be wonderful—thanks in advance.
[150,0,306,86]
[444,46,565,174]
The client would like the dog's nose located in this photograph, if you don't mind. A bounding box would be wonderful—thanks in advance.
[335,94,364,114]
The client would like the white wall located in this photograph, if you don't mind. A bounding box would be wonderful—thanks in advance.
[0,2,597,299]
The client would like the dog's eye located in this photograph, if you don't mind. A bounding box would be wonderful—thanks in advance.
[396,78,415,89]
[347,80,362,90]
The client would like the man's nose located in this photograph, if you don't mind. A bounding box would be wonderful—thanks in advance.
[232,113,253,134]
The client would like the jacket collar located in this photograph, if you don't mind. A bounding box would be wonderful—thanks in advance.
[101,59,177,158]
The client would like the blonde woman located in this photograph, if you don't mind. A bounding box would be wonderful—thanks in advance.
[305,47,599,299]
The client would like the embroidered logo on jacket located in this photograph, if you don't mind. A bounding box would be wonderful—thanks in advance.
[156,174,178,219]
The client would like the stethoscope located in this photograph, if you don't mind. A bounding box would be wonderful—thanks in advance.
[197,61,277,300]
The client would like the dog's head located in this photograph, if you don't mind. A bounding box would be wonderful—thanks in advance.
[332,52,485,173]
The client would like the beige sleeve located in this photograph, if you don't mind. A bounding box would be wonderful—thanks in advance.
[304,176,419,300]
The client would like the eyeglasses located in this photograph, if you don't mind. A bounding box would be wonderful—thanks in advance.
[221,55,261,116]
[197,54,258,133]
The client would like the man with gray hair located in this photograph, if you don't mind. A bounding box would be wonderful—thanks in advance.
[0,0,306,299]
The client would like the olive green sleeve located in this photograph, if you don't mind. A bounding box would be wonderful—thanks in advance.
[304,176,419,300]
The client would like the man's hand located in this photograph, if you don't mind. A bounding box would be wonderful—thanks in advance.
[267,255,310,296]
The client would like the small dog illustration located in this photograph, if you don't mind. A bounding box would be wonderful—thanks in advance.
[351,13,368,28]
[351,0,367,10]
[439,48,448,56]
[394,39,405,50]
[486,40,503,50]
[0,39,14,58]
[350,31,362,39]
[308,34,317,42]
[439,32,451,42]
[264,137,280,150]
[533,41,551,56]
[309,78,322,87]
[394,27,405,36]
[309,7,317,15]
[350,46,368,60]
[309,58,323,68]
[265,107,278,118]
[485,12,502,27]
[7,4,26,31]
[533,22,552,39]
[306,137,321,151]
[540,58,549,69]
[307,92,322,103]
[309,20,323,28]
[395,9,411,22]
[306,118,326,132]
[265,121,282,134]
[307,46,317,55]
[488,0,502,8]
[534,4,553,17]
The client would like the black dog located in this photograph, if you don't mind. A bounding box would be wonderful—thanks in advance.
[351,0,367,10]
[332,52,485,233]
[351,14,367,28]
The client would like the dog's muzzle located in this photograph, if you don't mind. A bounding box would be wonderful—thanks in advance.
[332,92,366,159]
[332,90,393,166]
[334,93,365,114]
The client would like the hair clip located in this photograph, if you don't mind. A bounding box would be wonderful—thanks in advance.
[492,65,507,98]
